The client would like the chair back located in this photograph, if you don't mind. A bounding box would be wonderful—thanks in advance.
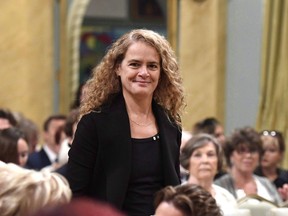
[237,194,278,216]
[269,208,288,216]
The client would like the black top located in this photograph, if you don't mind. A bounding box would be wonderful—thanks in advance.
[123,134,163,216]
[254,166,288,189]
[67,93,181,210]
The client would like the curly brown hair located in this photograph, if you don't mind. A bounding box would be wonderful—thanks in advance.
[154,184,222,216]
[80,29,185,126]
[225,126,262,167]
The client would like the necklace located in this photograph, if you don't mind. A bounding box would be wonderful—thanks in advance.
[130,118,153,127]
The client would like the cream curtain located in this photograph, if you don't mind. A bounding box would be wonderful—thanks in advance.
[257,0,288,167]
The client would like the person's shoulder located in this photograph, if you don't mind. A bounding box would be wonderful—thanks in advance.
[254,174,275,187]
[213,184,233,195]
[214,173,232,185]
[28,148,44,159]
[215,173,231,181]
[212,184,237,202]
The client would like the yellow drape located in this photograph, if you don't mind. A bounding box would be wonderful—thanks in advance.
[257,0,288,168]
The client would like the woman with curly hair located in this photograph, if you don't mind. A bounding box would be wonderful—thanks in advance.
[67,29,185,216]
[154,184,222,216]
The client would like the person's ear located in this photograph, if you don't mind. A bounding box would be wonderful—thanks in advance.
[115,64,121,77]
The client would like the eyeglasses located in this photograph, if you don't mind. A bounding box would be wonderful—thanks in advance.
[261,130,280,137]
[235,148,258,155]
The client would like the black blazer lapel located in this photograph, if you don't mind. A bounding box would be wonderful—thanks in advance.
[153,103,181,186]
[98,94,132,208]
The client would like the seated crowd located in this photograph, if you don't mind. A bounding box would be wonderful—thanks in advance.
[1,108,288,215]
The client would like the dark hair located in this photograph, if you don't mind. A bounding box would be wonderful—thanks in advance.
[54,109,79,145]
[0,108,18,127]
[192,117,221,135]
[225,126,262,167]
[180,133,223,171]
[64,109,79,138]
[0,127,25,164]
[71,83,86,109]
[154,184,222,216]
[43,115,66,132]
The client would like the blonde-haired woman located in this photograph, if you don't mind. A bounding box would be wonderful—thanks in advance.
[0,161,71,216]
[67,29,185,216]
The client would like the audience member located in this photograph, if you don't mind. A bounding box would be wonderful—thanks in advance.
[16,114,40,153]
[214,126,282,204]
[55,108,80,177]
[26,114,66,171]
[192,117,227,179]
[180,133,237,213]
[0,108,18,129]
[254,130,288,200]
[0,127,29,167]
[192,117,226,147]
[70,82,88,109]
[30,198,126,216]
[154,184,222,216]
[67,29,185,216]
[179,130,193,182]
[0,161,71,216]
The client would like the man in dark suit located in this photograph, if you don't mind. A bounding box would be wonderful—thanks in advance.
[26,114,66,170]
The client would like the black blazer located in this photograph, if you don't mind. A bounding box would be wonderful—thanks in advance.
[26,148,51,170]
[67,93,181,209]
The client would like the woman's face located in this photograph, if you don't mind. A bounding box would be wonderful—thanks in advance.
[155,202,184,216]
[261,136,282,169]
[230,144,260,174]
[17,138,29,167]
[214,125,226,147]
[188,142,218,181]
[117,41,160,100]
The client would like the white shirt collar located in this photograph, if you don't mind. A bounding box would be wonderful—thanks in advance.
[43,145,58,163]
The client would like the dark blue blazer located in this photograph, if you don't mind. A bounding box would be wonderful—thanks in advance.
[67,93,182,209]
[26,148,51,170]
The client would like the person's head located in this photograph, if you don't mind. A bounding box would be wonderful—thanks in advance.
[260,130,285,169]
[81,29,184,126]
[192,117,225,147]
[70,82,88,109]
[64,108,80,144]
[0,127,29,167]
[0,161,71,216]
[225,126,262,174]
[17,117,39,153]
[180,133,223,182]
[43,115,66,149]
[154,184,222,216]
[30,198,126,216]
[0,108,18,129]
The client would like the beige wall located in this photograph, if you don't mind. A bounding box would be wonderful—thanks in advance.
[0,1,54,129]
[179,0,227,131]
[0,0,227,133]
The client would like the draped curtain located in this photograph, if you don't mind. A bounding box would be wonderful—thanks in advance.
[257,0,288,167]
